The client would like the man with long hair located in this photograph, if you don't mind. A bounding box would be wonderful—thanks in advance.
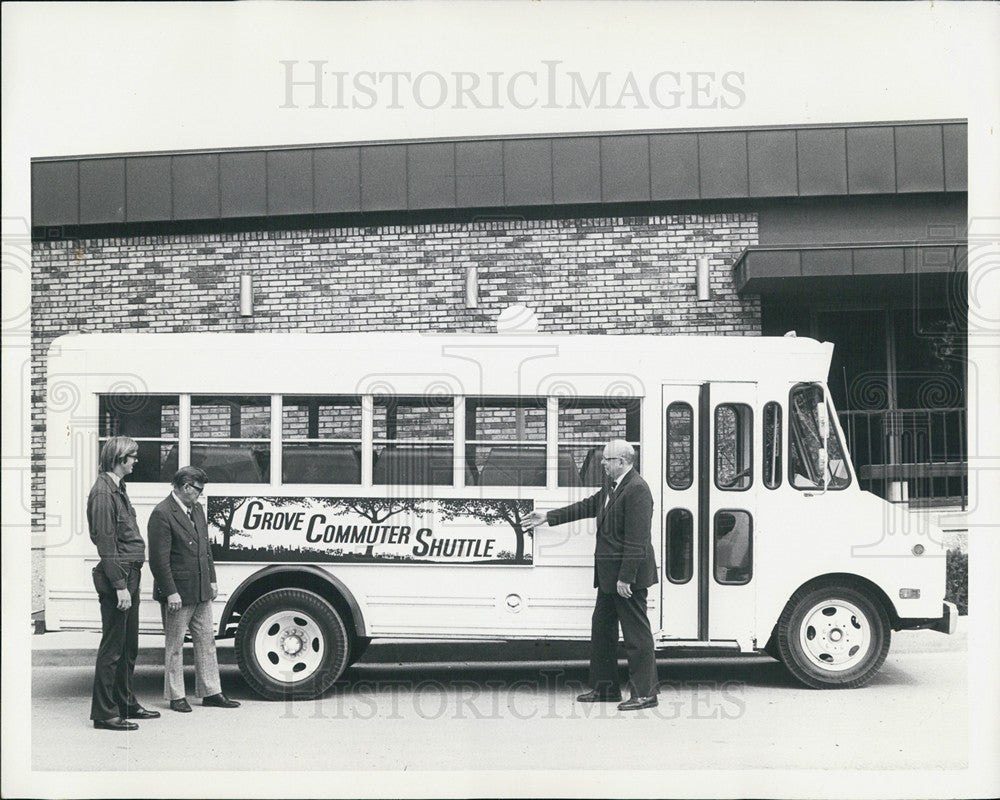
[87,436,160,730]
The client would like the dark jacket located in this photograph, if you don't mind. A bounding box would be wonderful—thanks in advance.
[147,495,217,605]
[546,468,657,593]
[87,473,145,589]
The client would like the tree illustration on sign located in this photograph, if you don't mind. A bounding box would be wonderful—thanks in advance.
[320,497,433,558]
[436,499,534,563]
[207,496,249,554]
[207,496,301,554]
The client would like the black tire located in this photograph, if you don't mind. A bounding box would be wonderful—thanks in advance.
[777,580,890,689]
[235,589,350,701]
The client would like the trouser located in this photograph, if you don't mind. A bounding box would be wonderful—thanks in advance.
[160,599,222,701]
[90,562,142,721]
[588,586,659,698]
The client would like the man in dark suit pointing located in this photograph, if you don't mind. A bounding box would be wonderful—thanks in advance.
[148,467,240,713]
[524,439,658,710]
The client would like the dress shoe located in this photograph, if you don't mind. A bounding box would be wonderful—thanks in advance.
[202,693,240,709]
[576,688,623,703]
[122,705,160,720]
[617,695,659,711]
[169,698,192,713]
[93,716,138,731]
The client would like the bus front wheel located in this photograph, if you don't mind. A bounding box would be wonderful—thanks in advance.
[235,588,350,701]
[777,581,890,689]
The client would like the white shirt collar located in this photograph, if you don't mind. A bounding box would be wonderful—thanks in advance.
[613,466,633,491]
[105,471,121,487]
[172,491,192,514]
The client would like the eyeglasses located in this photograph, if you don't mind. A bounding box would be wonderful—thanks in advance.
[187,484,205,494]
[124,453,139,461]
[600,456,624,463]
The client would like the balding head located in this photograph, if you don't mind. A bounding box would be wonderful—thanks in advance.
[601,439,635,479]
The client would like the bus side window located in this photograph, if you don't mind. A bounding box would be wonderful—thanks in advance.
[558,398,641,487]
[99,394,179,483]
[466,398,547,487]
[665,508,693,584]
[714,510,752,584]
[763,401,782,489]
[666,402,694,490]
[373,396,454,486]
[283,396,362,484]
[789,384,851,491]
[714,404,753,491]
[190,395,271,483]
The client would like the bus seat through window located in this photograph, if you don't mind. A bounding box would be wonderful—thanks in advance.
[372,446,456,486]
[714,510,752,584]
[282,445,361,484]
[579,446,605,486]
[558,451,582,488]
[159,444,179,482]
[191,444,265,483]
[479,446,547,487]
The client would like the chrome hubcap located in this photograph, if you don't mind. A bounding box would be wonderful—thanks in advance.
[253,611,325,684]
[798,598,872,672]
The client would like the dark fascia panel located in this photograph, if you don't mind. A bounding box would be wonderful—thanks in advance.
[126,156,172,222]
[31,121,966,230]
[32,160,79,226]
[650,133,699,200]
[220,151,267,218]
[553,137,601,204]
[504,138,553,206]
[732,242,967,295]
[267,149,314,216]
[408,141,456,210]
[942,123,967,192]
[361,144,408,212]
[895,125,945,193]
[847,127,896,194]
[455,140,504,208]
[748,130,797,198]
[698,131,749,199]
[797,128,848,196]
[314,147,360,213]
[601,135,650,203]
[172,153,220,220]
[80,158,125,224]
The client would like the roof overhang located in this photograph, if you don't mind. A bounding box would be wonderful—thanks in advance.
[31,120,966,238]
[731,242,967,297]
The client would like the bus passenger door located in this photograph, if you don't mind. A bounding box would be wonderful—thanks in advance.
[707,382,758,647]
[659,385,701,639]
[660,383,758,647]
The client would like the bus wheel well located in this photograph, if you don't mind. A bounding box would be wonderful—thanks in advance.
[224,570,364,643]
[787,573,899,630]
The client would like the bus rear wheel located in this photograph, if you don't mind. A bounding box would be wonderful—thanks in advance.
[235,589,350,701]
[777,581,890,689]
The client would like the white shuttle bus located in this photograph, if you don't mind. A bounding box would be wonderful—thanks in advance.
[44,331,957,699]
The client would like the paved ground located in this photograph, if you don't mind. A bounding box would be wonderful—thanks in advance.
[26,622,969,778]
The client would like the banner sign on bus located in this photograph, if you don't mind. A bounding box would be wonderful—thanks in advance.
[207,495,535,565]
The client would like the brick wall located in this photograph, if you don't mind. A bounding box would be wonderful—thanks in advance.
[31,213,760,604]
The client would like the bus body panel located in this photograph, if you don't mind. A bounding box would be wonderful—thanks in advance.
[44,332,950,665]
